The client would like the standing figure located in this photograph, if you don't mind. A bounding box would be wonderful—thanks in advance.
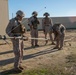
[52,23,66,50]
[6,10,26,72]
[28,11,40,47]
[42,12,55,45]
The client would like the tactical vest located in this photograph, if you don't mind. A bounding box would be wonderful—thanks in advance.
[11,19,25,34]
[44,18,51,25]
[53,24,65,34]
[32,17,39,29]
[60,25,65,33]
[52,24,60,35]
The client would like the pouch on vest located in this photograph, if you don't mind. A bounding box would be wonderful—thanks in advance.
[11,21,26,34]
[32,17,39,29]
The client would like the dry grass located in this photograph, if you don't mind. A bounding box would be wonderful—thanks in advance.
[0,30,76,75]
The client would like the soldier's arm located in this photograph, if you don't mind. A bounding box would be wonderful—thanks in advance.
[54,28,60,40]
[6,20,14,37]
[38,20,40,24]
[61,25,66,33]
[50,18,53,26]
[56,26,61,35]
[37,18,40,24]
[28,18,32,26]
[42,19,45,33]
[42,19,45,29]
[28,17,33,29]
[28,18,30,26]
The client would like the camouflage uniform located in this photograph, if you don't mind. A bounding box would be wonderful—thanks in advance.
[42,12,55,45]
[52,23,65,50]
[28,11,40,47]
[6,10,25,70]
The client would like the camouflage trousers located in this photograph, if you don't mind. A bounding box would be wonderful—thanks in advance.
[55,34,65,48]
[30,29,38,46]
[44,25,52,34]
[44,25,54,43]
[11,38,24,68]
[45,31,54,43]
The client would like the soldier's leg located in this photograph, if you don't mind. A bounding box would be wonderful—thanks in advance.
[53,38,60,49]
[35,29,39,46]
[53,32,56,41]
[12,39,20,68]
[18,39,25,70]
[59,36,64,50]
[19,39,24,66]
[49,31,55,45]
[45,32,48,45]
[44,27,48,44]
[56,38,60,48]
[31,29,35,46]
[21,39,24,59]
[45,33,47,38]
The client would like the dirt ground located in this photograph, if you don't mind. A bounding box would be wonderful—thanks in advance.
[0,30,76,73]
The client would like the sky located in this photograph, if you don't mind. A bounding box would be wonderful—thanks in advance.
[8,0,76,19]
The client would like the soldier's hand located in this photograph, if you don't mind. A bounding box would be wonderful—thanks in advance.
[30,25,33,29]
[13,37,16,40]
[23,37,28,41]
[22,33,26,37]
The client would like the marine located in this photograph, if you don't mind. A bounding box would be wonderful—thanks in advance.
[28,11,40,47]
[6,10,26,72]
[52,23,66,50]
[42,12,55,45]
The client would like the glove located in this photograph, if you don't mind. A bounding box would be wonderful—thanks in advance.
[23,36,28,41]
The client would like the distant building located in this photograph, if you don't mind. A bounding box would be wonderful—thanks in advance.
[0,0,9,35]
[22,17,76,31]
[0,0,76,35]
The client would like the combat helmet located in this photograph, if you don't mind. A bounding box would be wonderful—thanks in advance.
[32,11,38,16]
[43,12,50,16]
[16,10,25,17]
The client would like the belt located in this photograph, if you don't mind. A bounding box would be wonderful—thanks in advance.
[13,33,21,36]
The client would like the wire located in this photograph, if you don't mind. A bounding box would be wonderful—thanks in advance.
[38,7,46,12]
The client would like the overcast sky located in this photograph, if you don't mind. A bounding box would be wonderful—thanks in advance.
[8,0,76,19]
